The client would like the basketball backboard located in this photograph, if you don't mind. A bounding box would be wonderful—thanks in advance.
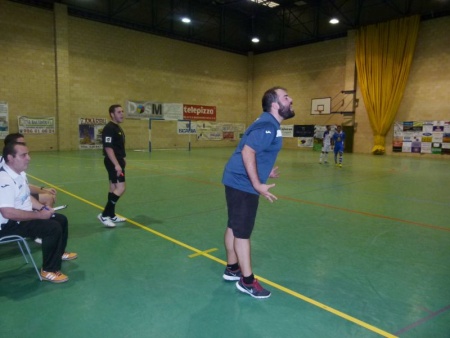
[311,97,331,115]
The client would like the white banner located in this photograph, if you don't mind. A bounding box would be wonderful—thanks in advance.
[281,125,294,137]
[0,101,9,139]
[126,100,183,120]
[196,121,244,141]
[298,137,314,147]
[18,116,55,134]
[177,121,197,134]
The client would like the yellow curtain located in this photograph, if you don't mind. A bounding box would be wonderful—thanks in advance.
[355,16,420,154]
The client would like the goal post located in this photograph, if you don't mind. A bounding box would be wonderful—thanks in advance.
[148,119,192,151]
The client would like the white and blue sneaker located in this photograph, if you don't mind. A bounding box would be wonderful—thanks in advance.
[97,213,115,228]
[223,267,242,281]
[110,215,126,223]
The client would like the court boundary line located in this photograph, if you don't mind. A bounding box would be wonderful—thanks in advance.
[28,174,397,338]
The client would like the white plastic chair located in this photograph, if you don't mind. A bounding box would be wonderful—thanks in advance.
[0,235,42,281]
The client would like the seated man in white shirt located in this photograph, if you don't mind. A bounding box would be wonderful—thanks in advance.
[0,141,77,283]
[1,133,57,244]
[1,133,57,207]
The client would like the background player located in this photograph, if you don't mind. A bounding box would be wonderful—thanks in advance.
[332,125,345,167]
[319,125,332,164]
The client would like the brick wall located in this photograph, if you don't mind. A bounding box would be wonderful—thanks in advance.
[0,1,57,151]
[1,1,448,155]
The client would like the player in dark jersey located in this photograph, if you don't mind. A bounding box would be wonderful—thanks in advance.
[222,87,295,299]
[97,104,127,228]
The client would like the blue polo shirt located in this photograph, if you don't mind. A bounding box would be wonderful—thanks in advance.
[222,112,282,195]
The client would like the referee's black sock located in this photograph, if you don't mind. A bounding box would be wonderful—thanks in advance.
[110,192,120,215]
[104,192,120,217]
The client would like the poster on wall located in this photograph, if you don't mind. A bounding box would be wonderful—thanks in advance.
[163,103,184,120]
[177,121,197,134]
[0,101,9,139]
[127,101,161,119]
[220,122,245,140]
[18,116,55,134]
[127,100,183,120]
[442,142,450,155]
[294,125,314,148]
[432,142,442,154]
[183,104,217,121]
[298,137,314,148]
[393,120,450,155]
[281,125,294,137]
[294,125,315,137]
[78,117,108,149]
[196,121,244,141]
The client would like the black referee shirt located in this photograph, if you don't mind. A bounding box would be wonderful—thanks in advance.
[102,121,126,159]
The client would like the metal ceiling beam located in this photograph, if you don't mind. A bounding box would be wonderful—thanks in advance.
[8,0,450,55]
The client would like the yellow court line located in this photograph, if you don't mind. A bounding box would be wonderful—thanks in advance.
[28,174,397,338]
[189,248,218,258]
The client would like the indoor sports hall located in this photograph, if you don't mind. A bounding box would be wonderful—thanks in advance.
[1,0,450,337]
[1,148,449,337]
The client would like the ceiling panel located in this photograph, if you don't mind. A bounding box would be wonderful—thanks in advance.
[11,0,450,54]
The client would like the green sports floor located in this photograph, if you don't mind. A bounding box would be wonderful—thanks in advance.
[0,148,449,338]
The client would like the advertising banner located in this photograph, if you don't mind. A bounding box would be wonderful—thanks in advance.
[18,116,55,134]
[78,117,108,149]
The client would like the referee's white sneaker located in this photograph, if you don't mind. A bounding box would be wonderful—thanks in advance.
[97,213,116,228]
[110,215,126,223]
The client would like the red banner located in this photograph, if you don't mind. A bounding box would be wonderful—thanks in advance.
[183,104,216,121]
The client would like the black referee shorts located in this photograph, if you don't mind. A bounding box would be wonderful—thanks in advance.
[225,185,259,239]
[104,157,126,183]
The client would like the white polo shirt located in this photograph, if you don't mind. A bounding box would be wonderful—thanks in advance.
[0,164,32,228]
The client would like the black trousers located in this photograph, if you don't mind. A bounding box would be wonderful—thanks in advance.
[0,213,68,272]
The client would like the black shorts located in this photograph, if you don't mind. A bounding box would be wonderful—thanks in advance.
[225,185,259,239]
[104,157,126,183]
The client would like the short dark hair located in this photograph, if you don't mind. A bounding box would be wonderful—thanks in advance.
[109,104,122,117]
[4,133,25,146]
[262,86,286,112]
[2,142,26,163]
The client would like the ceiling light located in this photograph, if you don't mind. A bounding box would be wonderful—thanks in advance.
[250,0,280,8]
[251,37,260,43]
[181,17,191,23]
[329,18,339,24]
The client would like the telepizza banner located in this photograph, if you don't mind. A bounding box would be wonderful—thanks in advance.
[183,104,216,121]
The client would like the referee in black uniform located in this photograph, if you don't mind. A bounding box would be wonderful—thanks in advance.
[97,104,127,228]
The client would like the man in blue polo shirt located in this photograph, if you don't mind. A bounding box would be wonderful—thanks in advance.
[222,86,295,299]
